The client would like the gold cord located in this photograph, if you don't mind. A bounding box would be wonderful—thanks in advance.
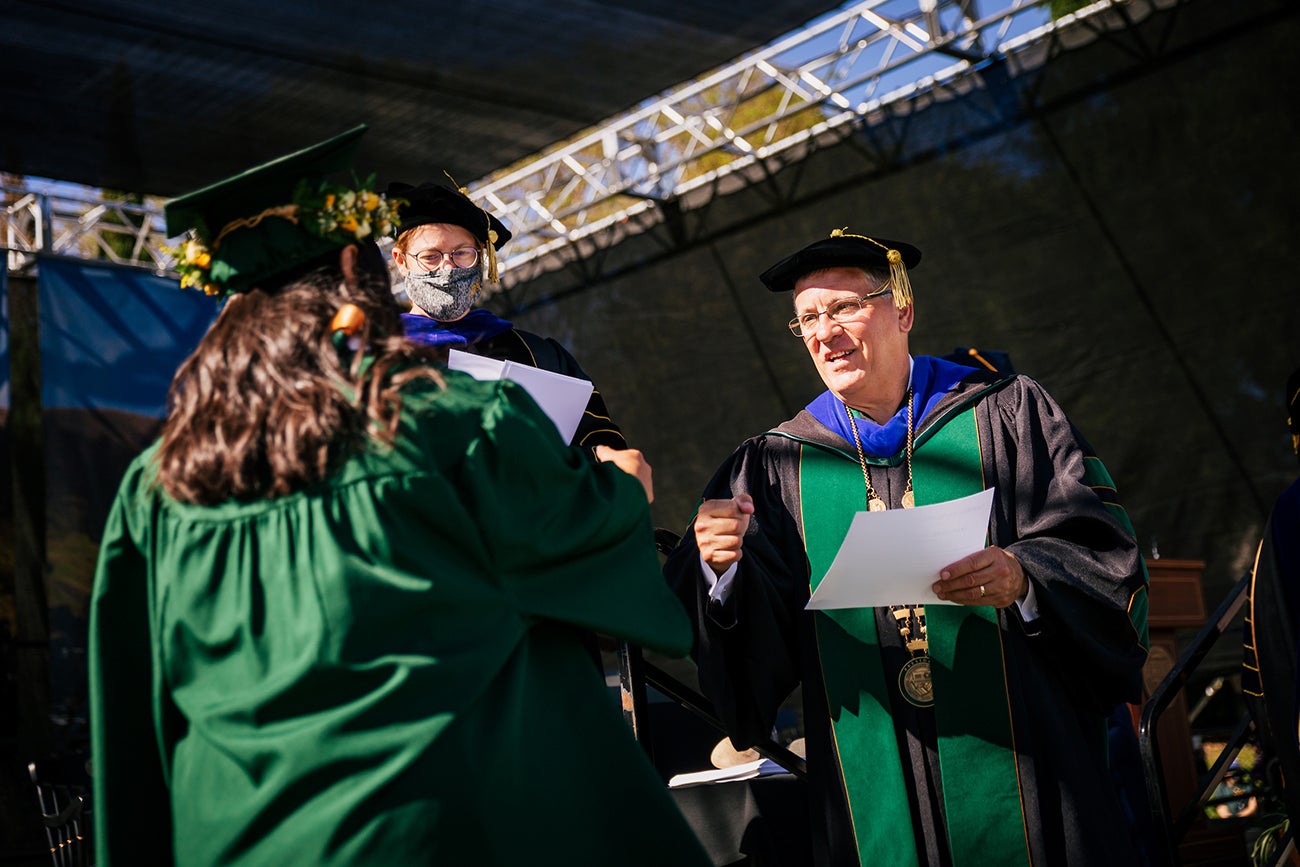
[829,227,913,310]
[443,169,499,283]
[845,388,927,660]
[211,204,300,250]
[843,387,914,511]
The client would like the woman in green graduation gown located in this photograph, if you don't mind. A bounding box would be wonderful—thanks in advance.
[88,127,710,867]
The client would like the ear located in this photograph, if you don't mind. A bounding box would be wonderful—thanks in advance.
[898,302,915,334]
[390,245,407,274]
[339,243,362,289]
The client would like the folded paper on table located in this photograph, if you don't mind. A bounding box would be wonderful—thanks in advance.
[449,349,594,445]
[805,487,996,610]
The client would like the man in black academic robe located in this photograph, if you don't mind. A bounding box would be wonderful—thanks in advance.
[664,230,1149,867]
[1244,365,1300,826]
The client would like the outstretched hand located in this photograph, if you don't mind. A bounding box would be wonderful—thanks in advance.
[595,445,653,503]
[695,494,755,577]
[931,546,1026,608]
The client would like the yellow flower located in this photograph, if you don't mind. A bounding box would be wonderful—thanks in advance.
[195,252,211,269]
[362,192,380,211]
[325,193,336,209]
[339,215,359,233]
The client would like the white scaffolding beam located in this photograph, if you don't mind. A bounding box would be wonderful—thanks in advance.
[3,0,1153,284]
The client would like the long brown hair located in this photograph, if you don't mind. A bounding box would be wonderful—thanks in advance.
[156,242,445,504]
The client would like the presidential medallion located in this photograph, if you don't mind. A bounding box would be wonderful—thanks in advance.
[868,497,887,512]
[899,655,934,707]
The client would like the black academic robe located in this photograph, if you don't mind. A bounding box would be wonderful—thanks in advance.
[664,369,1149,867]
[1244,475,1300,824]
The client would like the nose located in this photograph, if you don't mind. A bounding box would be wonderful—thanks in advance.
[811,311,841,341]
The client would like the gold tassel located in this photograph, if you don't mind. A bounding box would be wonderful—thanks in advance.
[485,229,499,284]
[444,168,500,284]
[886,247,913,310]
[829,227,911,309]
[966,347,997,372]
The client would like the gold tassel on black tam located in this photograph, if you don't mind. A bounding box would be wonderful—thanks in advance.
[830,227,913,309]
[443,169,501,285]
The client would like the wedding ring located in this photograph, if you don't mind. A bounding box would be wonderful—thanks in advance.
[979,584,987,598]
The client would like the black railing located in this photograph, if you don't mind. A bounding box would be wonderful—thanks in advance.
[1139,571,1294,867]
[618,639,808,778]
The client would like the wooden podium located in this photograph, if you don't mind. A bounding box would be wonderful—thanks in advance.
[1139,558,1251,865]
[1139,558,1208,817]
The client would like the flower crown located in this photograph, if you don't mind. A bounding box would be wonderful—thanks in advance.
[167,174,405,296]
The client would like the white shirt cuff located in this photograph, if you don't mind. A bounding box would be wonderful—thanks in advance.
[701,556,740,604]
[1016,579,1040,622]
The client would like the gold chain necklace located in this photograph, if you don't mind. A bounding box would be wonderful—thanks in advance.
[843,387,915,511]
[843,388,932,708]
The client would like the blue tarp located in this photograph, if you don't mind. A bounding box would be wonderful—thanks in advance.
[33,259,217,730]
[38,258,216,415]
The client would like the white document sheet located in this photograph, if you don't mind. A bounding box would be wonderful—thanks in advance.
[805,487,996,610]
[448,349,594,445]
[667,758,788,788]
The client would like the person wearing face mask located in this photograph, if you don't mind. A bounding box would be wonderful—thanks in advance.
[387,181,626,456]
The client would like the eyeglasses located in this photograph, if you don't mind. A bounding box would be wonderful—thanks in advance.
[788,285,893,337]
[405,246,479,270]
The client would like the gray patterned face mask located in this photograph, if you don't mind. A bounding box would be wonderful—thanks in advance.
[404,265,481,321]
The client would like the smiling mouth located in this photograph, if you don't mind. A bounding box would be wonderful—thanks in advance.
[826,349,855,363]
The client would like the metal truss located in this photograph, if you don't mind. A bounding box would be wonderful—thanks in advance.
[472,0,1138,287]
[493,0,1198,313]
[2,182,171,276]
[3,0,1157,286]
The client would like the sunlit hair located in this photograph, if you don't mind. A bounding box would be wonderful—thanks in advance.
[791,265,892,311]
[155,243,446,504]
[392,222,483,256]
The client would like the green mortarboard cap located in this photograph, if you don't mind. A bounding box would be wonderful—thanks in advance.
[164,125,373,295]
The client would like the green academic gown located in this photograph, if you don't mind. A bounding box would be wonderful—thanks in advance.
[89,370,710,867]
[665,368,1150,867]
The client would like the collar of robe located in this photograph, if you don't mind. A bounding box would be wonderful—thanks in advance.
[400,308,514,347]
[805,354,973,457]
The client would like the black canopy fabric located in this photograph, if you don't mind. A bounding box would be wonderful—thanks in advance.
[494,0,1300,606]
[2,0,839,195]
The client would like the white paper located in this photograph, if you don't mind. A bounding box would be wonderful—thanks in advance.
[805,487,996,610]
[667,758,788,788]
[448,349,594,445]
